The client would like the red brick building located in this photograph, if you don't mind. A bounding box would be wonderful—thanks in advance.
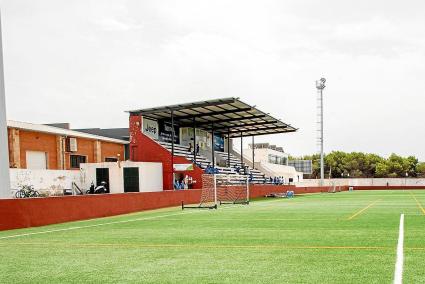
[7,121,128,170]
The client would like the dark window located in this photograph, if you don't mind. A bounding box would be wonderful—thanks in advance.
[70,155,86,168]
[124,167,139,192]
[105,157,118,162]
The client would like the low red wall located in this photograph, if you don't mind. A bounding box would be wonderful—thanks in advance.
[3,185,424,232]
[0,190,202,231]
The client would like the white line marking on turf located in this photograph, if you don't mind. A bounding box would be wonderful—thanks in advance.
[0,199,281,240]
[0,210,203,240]
[394,214,404,284]
[0,197,301,241]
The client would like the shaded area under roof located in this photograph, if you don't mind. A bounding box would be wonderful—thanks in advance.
[128,97,297,138]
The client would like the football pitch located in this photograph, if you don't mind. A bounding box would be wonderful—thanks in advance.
[1,190,424,283]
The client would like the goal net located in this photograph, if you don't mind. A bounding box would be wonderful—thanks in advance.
[327,181,342,193]
[182,174,249,209]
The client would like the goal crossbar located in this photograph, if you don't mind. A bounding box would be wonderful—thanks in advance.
[181,174,249,210]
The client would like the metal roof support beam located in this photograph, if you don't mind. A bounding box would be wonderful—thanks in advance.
[129,98,237,115]
[171,107,253,121]
[211,120,279,131]
[232,129,297,138]
[198,114,266,127]
[224,125,295,135]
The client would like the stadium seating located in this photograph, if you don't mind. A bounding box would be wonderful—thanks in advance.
[157,141,268,184]
[158,141,211,169]
[215,152,266,184]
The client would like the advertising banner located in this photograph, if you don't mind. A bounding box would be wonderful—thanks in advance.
[142,118,159,140]
[173,164,194,171]
[214,134,224,152]
[159,120,180,144]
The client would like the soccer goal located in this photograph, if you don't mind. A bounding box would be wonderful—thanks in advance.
[327,181,342,193]
[182,174,249,210]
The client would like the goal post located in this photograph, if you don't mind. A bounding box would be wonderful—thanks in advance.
[216,174,249,205]
[182,174,249,210]
[327,181,342,193]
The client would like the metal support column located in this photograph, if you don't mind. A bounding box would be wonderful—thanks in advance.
[240,132,243,167]
[211,123,215,167]
[171,110,175,189]
[192,117,196,163]
[227,128,230,167]
[252,136,255,169]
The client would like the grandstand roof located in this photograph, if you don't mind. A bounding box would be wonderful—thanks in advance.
[128,97,297,138]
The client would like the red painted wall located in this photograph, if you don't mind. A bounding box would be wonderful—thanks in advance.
[129,115,204,190]
[3,185,425,231]
[0,190,202,231]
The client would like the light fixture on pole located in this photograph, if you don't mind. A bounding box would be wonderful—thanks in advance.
[316,77,326,187]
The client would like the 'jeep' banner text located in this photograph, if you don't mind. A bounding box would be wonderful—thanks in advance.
[142,117,159,140]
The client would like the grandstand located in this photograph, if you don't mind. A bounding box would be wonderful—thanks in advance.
[128,97,298,189]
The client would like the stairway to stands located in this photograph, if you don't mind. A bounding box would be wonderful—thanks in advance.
[157,141,267,183]
[215,152,266,184]
[157,141,211,169]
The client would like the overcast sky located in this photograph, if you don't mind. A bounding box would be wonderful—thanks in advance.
[1,0,424,160]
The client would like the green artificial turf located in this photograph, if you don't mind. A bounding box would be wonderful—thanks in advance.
[0,190,424,283]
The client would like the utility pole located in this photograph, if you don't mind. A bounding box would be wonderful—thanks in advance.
[316,78,326,187]
[0,12,11,198]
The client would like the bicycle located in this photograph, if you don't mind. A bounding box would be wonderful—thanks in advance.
[15,185,40,198]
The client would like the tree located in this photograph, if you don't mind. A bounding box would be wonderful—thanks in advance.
[417,162,425,177]
[298,151,421,178]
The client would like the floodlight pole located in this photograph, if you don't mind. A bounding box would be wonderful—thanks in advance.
[316,78,326,187]
[0,12,10,198]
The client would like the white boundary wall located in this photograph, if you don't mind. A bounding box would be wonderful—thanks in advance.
[298,178,425,187]
[9,161,164,197]
[10,169,81,196]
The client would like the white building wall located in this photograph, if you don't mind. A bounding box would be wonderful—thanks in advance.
[140,163,163,192]
[238,147,302,182]
[80,161,163,193]
[9,169,81,196]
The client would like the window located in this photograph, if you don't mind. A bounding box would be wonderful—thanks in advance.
[70,155,86,168]
[105,157,118,162]
[26,151,48,169]
[268,154,288,166]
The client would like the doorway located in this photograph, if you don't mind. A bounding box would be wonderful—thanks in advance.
[123,167,139,192]
[96,168,110,193]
